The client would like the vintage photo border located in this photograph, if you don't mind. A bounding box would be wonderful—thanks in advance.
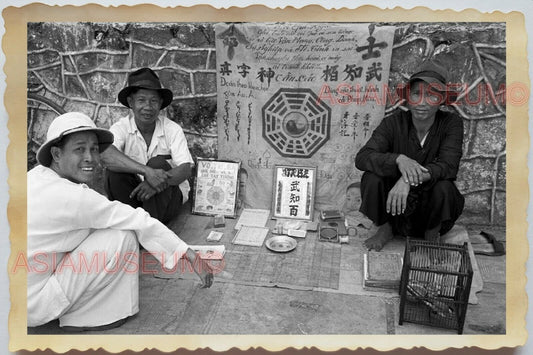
[4,3,528,352]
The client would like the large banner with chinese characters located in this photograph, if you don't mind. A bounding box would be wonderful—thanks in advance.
[215,23,395,213]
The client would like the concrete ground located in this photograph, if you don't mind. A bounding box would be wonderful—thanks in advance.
[28,208,506,336]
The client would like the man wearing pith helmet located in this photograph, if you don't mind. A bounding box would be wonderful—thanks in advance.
[27,112,212,331]
[101,67,193,224]
[355,61,465,251]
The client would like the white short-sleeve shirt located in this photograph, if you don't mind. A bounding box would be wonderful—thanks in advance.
[110,114,194,203]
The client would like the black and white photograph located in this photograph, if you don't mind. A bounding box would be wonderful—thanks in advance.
[24,19,507,337]
[3,3,529,352]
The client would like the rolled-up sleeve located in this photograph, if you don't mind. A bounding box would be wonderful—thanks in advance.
[355,116,400,177]
[169,125,194,168]
[425,115,464,181]
[109,121,126,152]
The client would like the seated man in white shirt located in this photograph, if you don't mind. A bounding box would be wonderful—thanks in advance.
[101,67,193,224]
[27,112,213,332]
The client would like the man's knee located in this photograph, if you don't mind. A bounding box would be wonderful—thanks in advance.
[90,229,138,255]
[361,172,384,189]
[105,170,139,203]
[115,230,138,254]
[360,172,389,197]
[106,169,137,184]
[146,156,171,170]
[430,180,456,199]
[427,180,464,226]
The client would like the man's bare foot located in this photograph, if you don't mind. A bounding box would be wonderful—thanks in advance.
[364,222,393,251]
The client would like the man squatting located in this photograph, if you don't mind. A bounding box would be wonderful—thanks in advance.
[27,68,212,331]
[101,68,193,224]
[356,61,465,251]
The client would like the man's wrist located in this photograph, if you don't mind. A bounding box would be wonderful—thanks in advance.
[140,165,152,177]
[397,176,409,185]
[185,248,198,267]
[421,168,432,182]
[395,154,404,165]
[185,248,206,276]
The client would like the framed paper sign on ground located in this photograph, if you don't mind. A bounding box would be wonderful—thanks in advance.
[192,159,240,218]
[272,165,317,221]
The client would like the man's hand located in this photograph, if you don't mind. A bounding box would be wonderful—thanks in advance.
[130,181,157,202]
[396,154,429,186]
[386,178,411,216]
[143,167,170,193]
[196,259,214,288]
[185,248,214,288]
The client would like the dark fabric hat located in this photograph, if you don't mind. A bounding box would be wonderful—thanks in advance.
[118,68,173,109]
[406,61,460,103]
[408,61,449,92]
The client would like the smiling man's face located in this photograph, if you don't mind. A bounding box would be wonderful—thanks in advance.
[406,79,444,122]
[50,131,100,184]
[127,88,163,130]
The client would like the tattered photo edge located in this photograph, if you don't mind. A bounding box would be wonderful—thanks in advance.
[4,3,528,353]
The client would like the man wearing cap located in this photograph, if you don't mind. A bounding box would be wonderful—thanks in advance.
[355,61,464,251]
[27,112,213,331]
[101,67,193,224]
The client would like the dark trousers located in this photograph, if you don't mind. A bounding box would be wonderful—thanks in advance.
[105,155,183,224]
[360,172,464,238]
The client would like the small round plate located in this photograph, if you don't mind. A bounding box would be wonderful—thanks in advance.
[265,235,297,253]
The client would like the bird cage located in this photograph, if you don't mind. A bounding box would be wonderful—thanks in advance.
[399,238,473,334]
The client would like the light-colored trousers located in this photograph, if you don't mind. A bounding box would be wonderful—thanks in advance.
[54,229,139,327]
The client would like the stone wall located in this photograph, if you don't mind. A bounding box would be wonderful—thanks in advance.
[27,22,506,226]
[27,22,218,168]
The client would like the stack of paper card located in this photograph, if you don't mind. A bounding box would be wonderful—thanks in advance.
[363,251,403,290]
[207,231,223,242]
[232,225,270,247]
[234,209,270,230]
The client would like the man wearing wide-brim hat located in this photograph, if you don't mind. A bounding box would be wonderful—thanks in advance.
[27,112,212,331]
[355,61,465,251]
[101,67,193,224]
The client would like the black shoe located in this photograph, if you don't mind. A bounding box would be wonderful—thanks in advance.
[61,317,129,332]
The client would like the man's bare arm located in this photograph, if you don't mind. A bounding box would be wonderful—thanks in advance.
[166,162,192,186]
[396,154,431,186]
[100,145,169,192]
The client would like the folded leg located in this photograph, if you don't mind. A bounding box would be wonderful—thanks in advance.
[54,229,140,328]
[142,155,183,224]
